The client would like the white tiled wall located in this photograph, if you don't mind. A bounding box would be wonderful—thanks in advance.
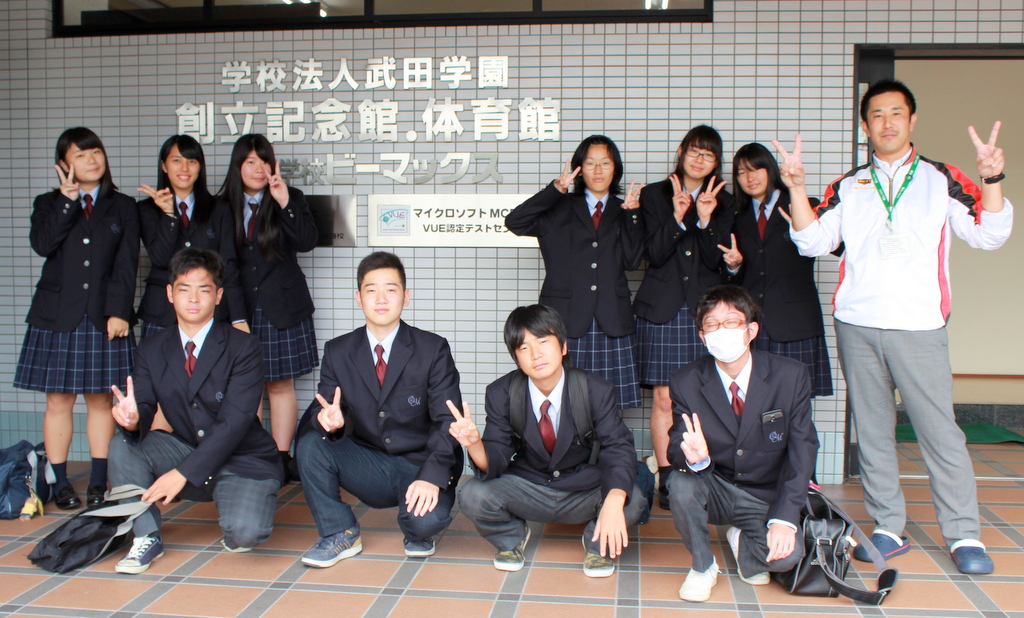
[3,0,1021,484]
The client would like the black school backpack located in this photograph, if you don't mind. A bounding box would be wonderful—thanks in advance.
[0,440,55,519]
[507,367,599,464]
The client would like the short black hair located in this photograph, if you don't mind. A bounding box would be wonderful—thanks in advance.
[357,251,406,289]
[860,78,916,122]
[55,127,117,199]
[168,248,226,288]
[695,284,762,330]
[570,134,624,196]
[503,304,568,364]
[732,142,785,208]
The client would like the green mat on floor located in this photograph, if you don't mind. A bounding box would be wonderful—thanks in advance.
[895,422,1024,444]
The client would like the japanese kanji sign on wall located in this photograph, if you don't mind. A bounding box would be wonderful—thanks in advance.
[368,195,534,247]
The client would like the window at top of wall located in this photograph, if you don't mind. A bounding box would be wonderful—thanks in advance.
[55,0,710,36]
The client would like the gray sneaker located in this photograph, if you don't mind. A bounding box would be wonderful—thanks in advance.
[301,529,362,568]
[404,537,435,557]
[493,527,531,572]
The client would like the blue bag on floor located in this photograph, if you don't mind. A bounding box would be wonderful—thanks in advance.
[0,440,56,519]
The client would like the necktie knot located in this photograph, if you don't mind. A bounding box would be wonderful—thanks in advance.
[374,344,387,386]
[730,381,744,416]
[83,194,93,220]
[538,399,556,454]
[184,341,197,378]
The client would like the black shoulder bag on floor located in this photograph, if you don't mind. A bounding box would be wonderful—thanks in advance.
[773,486,898,605]
[28,485,151,573]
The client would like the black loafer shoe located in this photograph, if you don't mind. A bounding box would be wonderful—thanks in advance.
[55,485,82,510]
[87,485,106,507]
[658,485,671,511]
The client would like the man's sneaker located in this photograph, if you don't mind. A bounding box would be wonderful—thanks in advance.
[404,538,435,557]
[115,535,164,574]
[493,528,530,572]
[726,526,770,585]
[221,539,252,553]
[301,529,362,568]
[679,560,719,602]
[852,531,911,562]
[583,552,615,577]
[950,541,994,574]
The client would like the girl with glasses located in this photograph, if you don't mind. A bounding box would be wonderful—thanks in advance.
[633,125,735,509]
[505,134,645,412]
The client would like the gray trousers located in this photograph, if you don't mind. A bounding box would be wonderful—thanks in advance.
[668,470,804,576]
[835,320,981,544]
[108,430,281,549]
[458,474,647,555]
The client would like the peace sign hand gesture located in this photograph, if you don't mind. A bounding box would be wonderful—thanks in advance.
[696,176,727,226]
[669,174,693,223]
[265,161,290,208]
[717,233,743,271]
[969,121,1004,178]
[680,413,709,465]
[55,164,79,201]
[138,184,175,215]
[772,136,805,189]
[621,180,644,210]
[111,376,139,431]
[554,158,581,194]
[316,387,345,432]
[447,400,480,447]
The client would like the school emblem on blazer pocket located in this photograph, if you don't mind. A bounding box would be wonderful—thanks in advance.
[110,223,121,233]
[769,430,785,443]
[407,395,421,407]
[207,229,216,239]
[216,391,224,402]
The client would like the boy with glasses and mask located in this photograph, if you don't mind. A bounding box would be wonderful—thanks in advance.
[667,285,818,602]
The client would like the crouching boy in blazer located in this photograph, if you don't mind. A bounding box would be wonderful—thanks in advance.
[297,251,464,566]
[452,304,647,577]
[108,248,284,574]
[669,284,818,602]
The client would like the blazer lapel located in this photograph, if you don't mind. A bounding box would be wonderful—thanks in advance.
[571,195,596,234]
[188,322,226,401]
[378,323,412,404]
[88,194,112,227]
[547,388,575,465]
[162,329,191,396]
[735,204,759,244]
[737,352,773,445]
[763,197,789,241]
[352,327,382,397]
[700,360,740,437]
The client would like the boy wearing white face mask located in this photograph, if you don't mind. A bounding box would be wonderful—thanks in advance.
[667,285,819,603]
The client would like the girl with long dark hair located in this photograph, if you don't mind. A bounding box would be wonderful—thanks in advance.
[633,125,734,509]
[219,134,318,480]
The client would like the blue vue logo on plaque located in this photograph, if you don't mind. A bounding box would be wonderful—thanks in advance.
[378,205,410,235]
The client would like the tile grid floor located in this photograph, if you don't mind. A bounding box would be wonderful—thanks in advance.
[1,441,1023,618]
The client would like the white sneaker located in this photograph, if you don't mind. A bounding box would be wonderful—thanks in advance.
[726,526,770,585]
[679,560,719,602]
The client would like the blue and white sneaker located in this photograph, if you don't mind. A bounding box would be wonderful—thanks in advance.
[301,529,362,568]
[115,535,164,574]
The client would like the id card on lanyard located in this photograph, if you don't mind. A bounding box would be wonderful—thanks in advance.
[870,155,919,260]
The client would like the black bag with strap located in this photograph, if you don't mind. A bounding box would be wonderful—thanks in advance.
[27,485,151,573]
[507,367,598,465]
[773,485,898,605]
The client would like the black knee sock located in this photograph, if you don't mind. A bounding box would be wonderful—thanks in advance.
[52,461,70,491]
[658,466,673,491]
[89,457,108,488]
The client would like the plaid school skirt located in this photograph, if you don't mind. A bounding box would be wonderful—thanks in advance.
[14,314,135,394]
[140,321,166,339]
[635,304,704,386]
[251,305,319,382]
[754,331,834,398]
[568,318,642,410]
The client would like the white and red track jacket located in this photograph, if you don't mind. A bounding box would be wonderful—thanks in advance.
[790,147,1013,331]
